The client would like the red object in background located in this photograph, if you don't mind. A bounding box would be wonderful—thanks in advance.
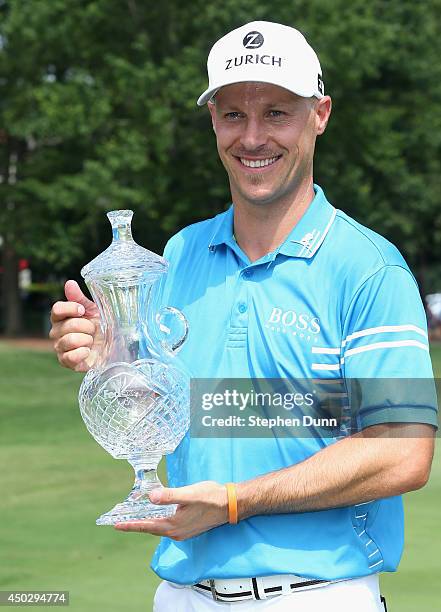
[0,259,29,274]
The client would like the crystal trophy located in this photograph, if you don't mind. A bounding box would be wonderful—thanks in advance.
[78,210,190,525]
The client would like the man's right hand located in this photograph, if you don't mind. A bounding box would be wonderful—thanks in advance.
[49,280,101,372]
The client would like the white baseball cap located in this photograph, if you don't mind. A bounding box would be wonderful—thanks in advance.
[197,21,324,106]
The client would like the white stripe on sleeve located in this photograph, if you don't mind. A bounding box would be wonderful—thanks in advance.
[311,363,341,371]
[344,339,429,359]
[342,324,428,347]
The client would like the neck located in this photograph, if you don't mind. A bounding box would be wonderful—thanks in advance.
[232,176,315,263]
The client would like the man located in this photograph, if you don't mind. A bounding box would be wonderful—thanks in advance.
[50,21,437,611]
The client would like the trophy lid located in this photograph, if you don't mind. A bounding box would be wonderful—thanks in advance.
[81,210,168,284]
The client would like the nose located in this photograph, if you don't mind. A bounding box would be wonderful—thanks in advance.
[239,116,268,152]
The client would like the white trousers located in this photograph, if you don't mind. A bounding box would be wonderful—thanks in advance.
[153,575,385,612]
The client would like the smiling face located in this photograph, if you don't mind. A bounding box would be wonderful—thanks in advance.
[208,82,330,208]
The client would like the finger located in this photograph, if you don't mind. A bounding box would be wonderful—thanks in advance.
[74,360,91,373]
[64,280,96,314]
[114,518,172,535]
[49,321,61,340]
[56,317,96,339]
[56,332,94,353]
[149,486,194,506]
[59,346,91,369]
[51,301,86,324]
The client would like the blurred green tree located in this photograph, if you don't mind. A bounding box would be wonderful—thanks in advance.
[0,0,440,335]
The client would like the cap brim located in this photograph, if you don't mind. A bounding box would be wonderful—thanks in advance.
[197,78,322,106]
[197,87,219,106]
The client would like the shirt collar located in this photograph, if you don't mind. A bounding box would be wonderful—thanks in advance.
[277,184,336,259]
[208,205,235,250]
[208,184,336,260]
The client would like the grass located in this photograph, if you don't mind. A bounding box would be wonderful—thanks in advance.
[0,345,161,611]
[380,343,441,609]
[0,343,439,611]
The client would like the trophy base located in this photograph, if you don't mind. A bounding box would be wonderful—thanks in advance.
[95,454,175,525]
[96,498,176,525]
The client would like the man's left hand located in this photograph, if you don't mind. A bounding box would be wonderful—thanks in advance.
[114,481,228,540]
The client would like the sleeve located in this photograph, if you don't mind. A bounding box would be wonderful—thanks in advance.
[341,265,438,429]
[162,236,177,260]
[158,233,182,305]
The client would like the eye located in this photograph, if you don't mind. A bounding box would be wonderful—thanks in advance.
[268,110,285,118]
[224,111,242,120]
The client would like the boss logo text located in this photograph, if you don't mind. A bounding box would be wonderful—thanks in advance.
[268,307,321,334]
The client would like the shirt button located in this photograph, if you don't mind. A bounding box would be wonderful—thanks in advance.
[238,303,247,313]
[243,269,253,278]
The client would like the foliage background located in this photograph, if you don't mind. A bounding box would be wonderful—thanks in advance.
[1,0,441,333]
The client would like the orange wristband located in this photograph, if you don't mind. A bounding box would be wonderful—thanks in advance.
[226,482,238,524]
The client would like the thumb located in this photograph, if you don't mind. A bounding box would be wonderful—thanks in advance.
[64,280,96,314]
[149,486,193,506]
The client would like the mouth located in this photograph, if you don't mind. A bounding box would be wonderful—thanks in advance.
[233,155,282,172]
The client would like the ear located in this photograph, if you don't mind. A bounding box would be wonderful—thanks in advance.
[315,96,332,135]
[208,101,217,134]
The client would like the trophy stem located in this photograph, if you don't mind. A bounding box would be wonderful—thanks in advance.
[128,453,163,498]
[95,452,176,525]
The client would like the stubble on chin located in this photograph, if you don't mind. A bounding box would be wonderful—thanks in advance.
[233,181,277,207]
[225,161,280,206]
[247,173,266,186]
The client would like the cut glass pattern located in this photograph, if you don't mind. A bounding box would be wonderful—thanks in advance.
[78,210,190,525]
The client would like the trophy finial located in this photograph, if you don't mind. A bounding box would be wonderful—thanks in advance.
[107,210,134,242]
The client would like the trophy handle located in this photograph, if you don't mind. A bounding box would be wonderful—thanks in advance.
[157,306,189,353]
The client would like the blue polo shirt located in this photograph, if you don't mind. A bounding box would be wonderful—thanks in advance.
[150,184,437,584]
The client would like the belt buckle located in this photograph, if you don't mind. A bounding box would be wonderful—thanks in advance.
[209,579,219,602]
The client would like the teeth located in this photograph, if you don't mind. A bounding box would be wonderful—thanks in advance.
[239,156,279,168]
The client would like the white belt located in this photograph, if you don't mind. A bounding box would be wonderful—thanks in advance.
[192,574,332,603]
